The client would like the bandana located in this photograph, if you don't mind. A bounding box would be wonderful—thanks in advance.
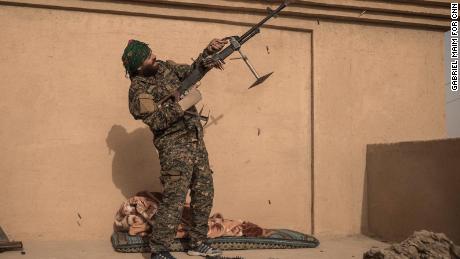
[121,39,151,77]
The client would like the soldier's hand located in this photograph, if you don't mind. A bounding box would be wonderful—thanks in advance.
[206,38,228,55]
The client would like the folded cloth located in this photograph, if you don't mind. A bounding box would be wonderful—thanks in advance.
[114,193,160,237]
[208,213,244,238]
[114,191,266,239]
[241,221,264,237]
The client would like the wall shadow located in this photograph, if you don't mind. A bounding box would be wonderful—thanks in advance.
[106,125,162,198]
[362,139,460,244]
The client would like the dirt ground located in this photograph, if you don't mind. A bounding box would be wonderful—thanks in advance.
[1,235,386,259]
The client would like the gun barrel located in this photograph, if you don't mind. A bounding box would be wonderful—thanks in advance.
[240,28,260,45]
[239,1,289,43]
[176,1,289,96]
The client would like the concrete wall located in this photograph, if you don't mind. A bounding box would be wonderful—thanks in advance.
[0,0,449,240]
[365,138,460,244]
[313,22,446,236]
[0,4,311,240]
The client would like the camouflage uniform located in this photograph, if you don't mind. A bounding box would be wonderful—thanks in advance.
[128,56,214,252]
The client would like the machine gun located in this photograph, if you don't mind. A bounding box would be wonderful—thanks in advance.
[160,0,290,107]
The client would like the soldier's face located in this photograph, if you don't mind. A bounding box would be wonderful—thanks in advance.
[139,51,159,76]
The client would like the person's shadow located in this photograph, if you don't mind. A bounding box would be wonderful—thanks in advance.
[107,125,166,259]
[107,125,195,258]
[106,125,163,198]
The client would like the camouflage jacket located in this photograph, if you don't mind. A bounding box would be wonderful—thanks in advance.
[128,56,207,150]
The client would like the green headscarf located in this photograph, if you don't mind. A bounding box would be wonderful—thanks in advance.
[121,39,151,77]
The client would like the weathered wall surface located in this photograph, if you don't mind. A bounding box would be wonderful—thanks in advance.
[0,4,311,240]
[0,0,450,240]
[366,138,460,244]
[313,22,446,236]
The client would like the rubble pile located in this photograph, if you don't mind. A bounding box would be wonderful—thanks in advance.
[364,230,460,259]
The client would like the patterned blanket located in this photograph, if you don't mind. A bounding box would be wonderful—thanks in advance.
[111,229,319,253]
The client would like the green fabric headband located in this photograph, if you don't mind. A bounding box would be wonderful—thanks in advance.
[122,39,151,77]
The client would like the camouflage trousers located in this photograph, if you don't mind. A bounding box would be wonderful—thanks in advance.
[149,139,214,252]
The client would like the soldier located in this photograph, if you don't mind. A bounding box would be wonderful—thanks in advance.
[121,38,228,259]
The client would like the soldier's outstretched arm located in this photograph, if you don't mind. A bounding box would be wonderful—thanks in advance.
[166,38,228,80]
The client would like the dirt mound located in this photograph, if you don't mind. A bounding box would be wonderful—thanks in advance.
[364,230,460,259]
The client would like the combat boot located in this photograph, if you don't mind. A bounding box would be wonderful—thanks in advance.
[187,243,223,257]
